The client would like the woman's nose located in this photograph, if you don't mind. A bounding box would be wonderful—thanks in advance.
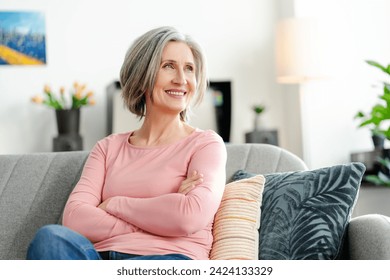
[173,69,187,85]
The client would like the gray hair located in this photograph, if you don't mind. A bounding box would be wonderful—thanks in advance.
[119,26,207,121]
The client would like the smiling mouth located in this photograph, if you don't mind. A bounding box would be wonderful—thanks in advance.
[166,90,186,96]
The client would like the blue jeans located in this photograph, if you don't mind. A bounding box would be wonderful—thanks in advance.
[26,224,191,260]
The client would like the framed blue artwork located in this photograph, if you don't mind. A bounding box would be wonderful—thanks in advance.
[0,11,46,65]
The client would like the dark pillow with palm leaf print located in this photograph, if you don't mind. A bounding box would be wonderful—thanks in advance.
[233,162,365,260]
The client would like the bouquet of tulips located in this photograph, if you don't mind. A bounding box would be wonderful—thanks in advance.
[31,82,95,110]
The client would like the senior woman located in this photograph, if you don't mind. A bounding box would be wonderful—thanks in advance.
[26,26,227,260]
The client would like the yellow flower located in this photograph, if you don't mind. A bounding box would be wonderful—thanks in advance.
[32,81,96,110]
[31,95,44,104]
[74,91,83,100]
[79,84,86,92]
[89,99,96,105]
[44,84,51,94]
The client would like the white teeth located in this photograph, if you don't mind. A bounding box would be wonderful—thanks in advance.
[166,91,184,96]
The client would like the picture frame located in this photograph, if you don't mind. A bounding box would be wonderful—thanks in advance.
[0,11,46,65]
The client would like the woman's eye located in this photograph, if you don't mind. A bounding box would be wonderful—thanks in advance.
[185,65,194,72]
[163,63,174,69]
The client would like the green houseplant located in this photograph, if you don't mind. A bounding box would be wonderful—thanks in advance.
[365,157,390,187]
[355,60,390,148]
[355,60,390,187]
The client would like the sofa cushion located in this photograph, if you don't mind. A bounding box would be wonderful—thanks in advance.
[233,162,365,260]
[210,175,265,260]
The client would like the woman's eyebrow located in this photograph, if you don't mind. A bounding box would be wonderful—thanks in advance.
[161,59,195,66]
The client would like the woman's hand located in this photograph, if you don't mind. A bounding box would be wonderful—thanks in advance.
[98,197,112,211]
[178,170,203,195]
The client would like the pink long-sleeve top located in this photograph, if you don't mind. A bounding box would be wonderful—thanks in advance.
[62,128,227,260]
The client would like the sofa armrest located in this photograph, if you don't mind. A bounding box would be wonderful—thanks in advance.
[348,214,390,260]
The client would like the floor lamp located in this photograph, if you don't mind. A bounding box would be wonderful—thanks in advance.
[275,17,323,166]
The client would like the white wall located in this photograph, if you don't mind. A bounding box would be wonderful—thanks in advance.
[2,0,390,172]
[0,0,282,154]
[288,0,390,168]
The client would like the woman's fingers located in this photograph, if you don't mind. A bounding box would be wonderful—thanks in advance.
[179,170,203,194]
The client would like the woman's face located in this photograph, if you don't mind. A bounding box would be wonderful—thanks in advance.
[147,41,197,118]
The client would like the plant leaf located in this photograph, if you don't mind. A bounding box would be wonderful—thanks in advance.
[354,111,365,118]
[365,175,383,185]
[366,60,387,72]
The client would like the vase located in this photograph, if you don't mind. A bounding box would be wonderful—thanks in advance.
[372,134,385,150]
[254,114,262,131]
[55,109,80,135]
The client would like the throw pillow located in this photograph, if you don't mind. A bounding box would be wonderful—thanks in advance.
[210,174,265,260]
[233,162,365,260]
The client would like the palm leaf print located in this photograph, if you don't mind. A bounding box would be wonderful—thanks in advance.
[257,163,365,259]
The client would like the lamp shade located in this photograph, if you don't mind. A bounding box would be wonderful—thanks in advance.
[276,17,323,84]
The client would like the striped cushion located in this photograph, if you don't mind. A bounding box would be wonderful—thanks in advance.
[210,175,265,260]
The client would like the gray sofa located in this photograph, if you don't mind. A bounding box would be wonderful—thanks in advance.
[1,143,389,260]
